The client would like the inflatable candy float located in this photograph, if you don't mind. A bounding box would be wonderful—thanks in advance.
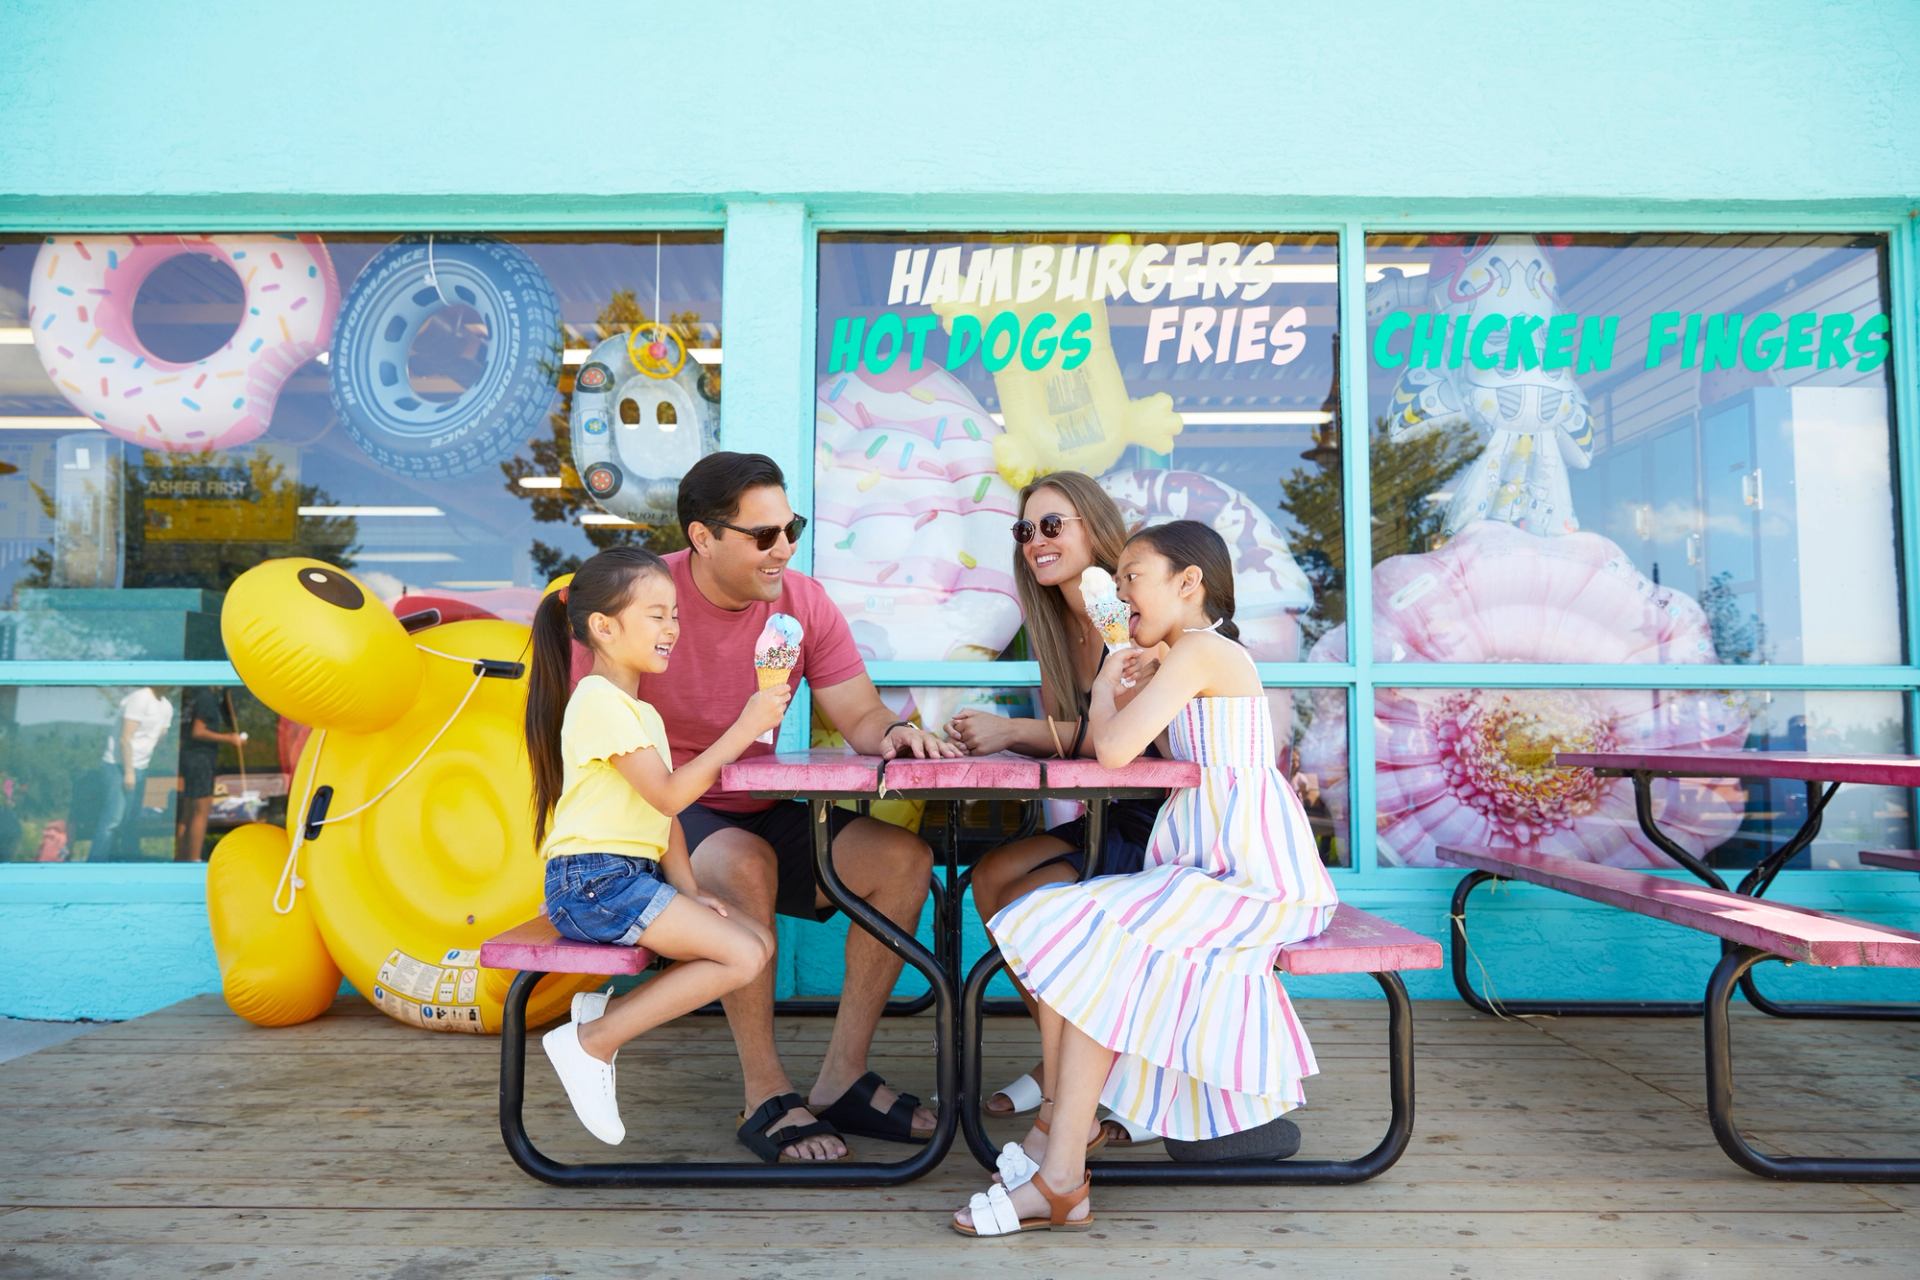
[1296,521,1749,868]
[29,234,339,451]
[812,364,1025,735]
[1372,235,1595,537]
[208,559,595,1031]
[329,236,561,479]
[570,329,718,523]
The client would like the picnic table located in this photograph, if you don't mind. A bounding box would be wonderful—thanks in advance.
[484,749,1441,1187]
[1436,748,1920,1180]
[735,751,1442,1186]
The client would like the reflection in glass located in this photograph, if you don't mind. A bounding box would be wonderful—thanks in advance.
[1361,234,1899,665]
[0,684,286,863]
[0,233,723,657]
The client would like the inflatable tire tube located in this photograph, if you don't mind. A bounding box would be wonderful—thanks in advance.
[207,822,344,1027]
[331,237,560,479]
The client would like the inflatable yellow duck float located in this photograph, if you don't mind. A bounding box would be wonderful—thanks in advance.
[207,558,593,1031]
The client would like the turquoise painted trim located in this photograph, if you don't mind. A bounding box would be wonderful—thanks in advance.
[0,662,243,686]
[4,203,1910,236]
[720,202,815,751]
[1891,219,1920,757]
[1343,223,1379,874]
[1357,665,1920,690]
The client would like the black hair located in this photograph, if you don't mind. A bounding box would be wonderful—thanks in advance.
[677,451,787,540]
[1124,520,1242,643]
[524,546,669,849]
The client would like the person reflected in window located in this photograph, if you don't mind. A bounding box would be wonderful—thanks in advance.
[175,688,246,863]
[88,686,174,861]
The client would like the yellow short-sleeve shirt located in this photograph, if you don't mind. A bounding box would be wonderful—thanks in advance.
[542,675,672,862]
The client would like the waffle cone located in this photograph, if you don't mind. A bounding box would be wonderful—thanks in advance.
[755,665,794,691]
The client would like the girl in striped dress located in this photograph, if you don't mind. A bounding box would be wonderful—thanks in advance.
[954,520,1337,1238]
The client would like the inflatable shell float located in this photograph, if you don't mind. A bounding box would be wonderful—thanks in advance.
[208,558,593,1031]
[813,364,1025,732]
[1297,521,1750,867]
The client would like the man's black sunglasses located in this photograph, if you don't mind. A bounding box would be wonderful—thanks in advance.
[709,515,808,551]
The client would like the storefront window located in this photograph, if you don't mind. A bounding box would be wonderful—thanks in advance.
[0,232,723,660]
[1333,686,1910,870]
[814,231,1345,685]
[1354,233,1898,667]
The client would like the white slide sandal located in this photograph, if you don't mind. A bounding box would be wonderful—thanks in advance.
[987,1071,1044,1115]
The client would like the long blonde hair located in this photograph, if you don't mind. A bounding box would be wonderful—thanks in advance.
[1013,472,1130,723]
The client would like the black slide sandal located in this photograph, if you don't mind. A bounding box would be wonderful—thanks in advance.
[736,1092,844,1163]
[814,1071,934,1144]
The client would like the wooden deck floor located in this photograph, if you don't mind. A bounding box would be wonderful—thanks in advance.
[3,995,1919,1277]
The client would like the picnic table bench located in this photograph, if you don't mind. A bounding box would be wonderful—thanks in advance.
[1437,845,1920,1181]
[1861,849,1920,873]
[960,901,1443,1185]
[1444,749,1920,1020]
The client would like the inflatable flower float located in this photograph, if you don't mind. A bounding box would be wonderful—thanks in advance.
[1298,521,1750,867]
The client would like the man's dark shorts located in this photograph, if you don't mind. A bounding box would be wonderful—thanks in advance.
[679,801,863,922]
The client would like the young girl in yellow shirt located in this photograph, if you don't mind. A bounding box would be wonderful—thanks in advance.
[524,546,789,1144]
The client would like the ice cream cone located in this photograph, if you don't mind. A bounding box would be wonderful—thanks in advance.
[756,665,794,691]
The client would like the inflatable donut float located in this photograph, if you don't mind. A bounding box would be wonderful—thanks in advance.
[330,236,561,479]
[29,234,338,452]
[570,331,717,522]
[208,558,593,1031]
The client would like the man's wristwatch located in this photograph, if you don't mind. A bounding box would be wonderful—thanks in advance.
[881,719,916,743]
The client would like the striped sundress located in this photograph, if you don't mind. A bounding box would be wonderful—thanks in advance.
[989,691,1339,1141]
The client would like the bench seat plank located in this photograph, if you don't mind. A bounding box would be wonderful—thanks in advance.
[1438,847,1920,968]
[1278,904,1443,976]
[1556,749,1920,788]
[1861,849,1920,873]
[479,918,653,976]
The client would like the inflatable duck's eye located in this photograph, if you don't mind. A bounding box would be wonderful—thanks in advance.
[299,567,365,611]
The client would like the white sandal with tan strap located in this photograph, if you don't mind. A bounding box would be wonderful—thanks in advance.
[953,1170,1094,1237]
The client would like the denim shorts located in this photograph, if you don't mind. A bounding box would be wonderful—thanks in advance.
[545,852,677,946]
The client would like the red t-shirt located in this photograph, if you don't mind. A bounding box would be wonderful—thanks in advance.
[632,549,867,812]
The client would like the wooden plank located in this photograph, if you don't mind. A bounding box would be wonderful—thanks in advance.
[1555,749,1920,788]
[1280,905,1444,975]
[1861,849,1920,873]
[478,917,653,975]
[880,753,1043,792]
[720,751,883,797]
[2,1206,1910,1250]
[1437,847,1920,967]
[1043,757,1200,790]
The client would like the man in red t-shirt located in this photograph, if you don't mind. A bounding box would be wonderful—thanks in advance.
[634,452,960,1163]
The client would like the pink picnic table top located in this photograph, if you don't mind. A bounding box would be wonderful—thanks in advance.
[1555,749,1920,788]
[1861,849,1920,873]
[720,751,1197,797]
[1437,846,1920,969]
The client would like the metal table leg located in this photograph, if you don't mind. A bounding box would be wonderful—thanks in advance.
[493,800,957,1187]
[960,948,1419,1184]
[1704,946,1920,1181]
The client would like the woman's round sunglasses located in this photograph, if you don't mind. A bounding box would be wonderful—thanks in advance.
[1011,514,1085,544]
[709,515,808,551]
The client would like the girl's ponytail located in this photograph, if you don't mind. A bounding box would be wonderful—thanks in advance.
[525,587,574,850]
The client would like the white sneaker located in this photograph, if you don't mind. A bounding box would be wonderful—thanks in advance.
[541,1020,624,1145]
[572,986,612,1023]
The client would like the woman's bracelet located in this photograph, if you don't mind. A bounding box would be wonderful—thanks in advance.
[1044,716,1066,759]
